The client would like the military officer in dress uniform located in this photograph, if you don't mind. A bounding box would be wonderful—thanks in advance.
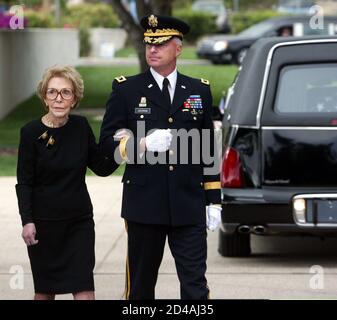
[99,14,222,300]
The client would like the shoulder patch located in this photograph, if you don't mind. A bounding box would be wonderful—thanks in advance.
[201,78,209,85]
[115,75,127,83]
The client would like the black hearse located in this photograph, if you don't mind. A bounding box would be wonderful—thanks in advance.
[219,37,337,256]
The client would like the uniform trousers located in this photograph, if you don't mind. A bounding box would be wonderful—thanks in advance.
[125,220,209,300]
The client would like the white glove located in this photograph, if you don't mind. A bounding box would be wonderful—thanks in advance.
[113,129,131,141]
[207,205,222,231]
[145,129,172,152]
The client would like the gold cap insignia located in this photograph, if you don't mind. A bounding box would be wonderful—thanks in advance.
[148,14,158,27]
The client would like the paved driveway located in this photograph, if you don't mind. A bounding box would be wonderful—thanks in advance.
[1,177,337,300]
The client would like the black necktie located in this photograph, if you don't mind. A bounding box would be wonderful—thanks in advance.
[162,78,171,109]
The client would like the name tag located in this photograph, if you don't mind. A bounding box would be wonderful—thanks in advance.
[135,108,151,114]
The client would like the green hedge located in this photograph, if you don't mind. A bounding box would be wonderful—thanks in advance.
[25,10,56,28]
[16,0,67,9]
[174,9,217,43]
[24,3,119,29]
[63,3,119,28]
[229,10,281,34]
[79,26,90,57]
[173,0,194,10]
[225,0,276,10]
[62,4,120,57]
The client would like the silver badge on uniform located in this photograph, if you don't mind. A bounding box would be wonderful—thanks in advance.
[139,97,147,107]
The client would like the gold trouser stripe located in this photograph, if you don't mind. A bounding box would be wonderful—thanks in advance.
[119,136,129,161]
[204,182,221,190]
[123,220,131,300]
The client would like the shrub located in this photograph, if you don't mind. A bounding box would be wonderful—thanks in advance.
[230,10,281,34]
[62,4,120,57]
[79,26,90,57]
[64,3,119,29]
[24,10,55,28]
[174,9,217,43]
[173,0,194,10]
[225,0,276,10]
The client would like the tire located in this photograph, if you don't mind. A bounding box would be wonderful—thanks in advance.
[218,228,251,257]
[211,59,222,65]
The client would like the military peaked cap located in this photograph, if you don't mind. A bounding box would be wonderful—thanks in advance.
[140,14,190,45]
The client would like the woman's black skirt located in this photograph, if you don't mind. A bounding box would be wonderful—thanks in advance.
[27,215,95,294]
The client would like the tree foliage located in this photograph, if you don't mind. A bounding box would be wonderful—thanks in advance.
[110,0,174,72]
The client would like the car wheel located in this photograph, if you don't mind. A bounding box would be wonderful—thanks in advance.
[211,59,222,65]
[218,228,251,257]
[235,48,248,65]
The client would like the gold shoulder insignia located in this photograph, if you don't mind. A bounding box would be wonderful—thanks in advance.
[115,75,127,83]
[201,78,210,85]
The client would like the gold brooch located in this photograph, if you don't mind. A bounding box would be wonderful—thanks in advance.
[37,131,55,148]
[148,14,158,27]
[46,136,55,147]
[38,131,49,140]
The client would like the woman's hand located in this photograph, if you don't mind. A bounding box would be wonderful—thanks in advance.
[22,223,39,246]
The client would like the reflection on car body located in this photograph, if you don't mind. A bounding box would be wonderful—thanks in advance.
[197,16,337,65]
[219,36,337,257]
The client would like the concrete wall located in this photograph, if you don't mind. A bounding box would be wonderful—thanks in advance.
[0,28,79,120]
[89,28,127,58]
[0,32,11,121]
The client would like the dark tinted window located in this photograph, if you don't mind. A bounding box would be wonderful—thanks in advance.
[275,64,337,113]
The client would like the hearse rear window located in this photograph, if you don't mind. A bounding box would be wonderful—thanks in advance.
[275,64,337,113]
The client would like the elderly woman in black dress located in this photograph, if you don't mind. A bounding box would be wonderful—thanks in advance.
[16,65,117,300]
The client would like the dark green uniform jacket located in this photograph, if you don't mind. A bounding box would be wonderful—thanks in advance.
[100,70,221,226]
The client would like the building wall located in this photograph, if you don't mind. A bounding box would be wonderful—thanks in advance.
[0,29,79,120]
[89,28,127,58]
[0,32,12,120]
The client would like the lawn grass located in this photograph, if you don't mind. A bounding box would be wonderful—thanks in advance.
[78,66,139,108]
[0,155,17,176]
[115,46,198,60]
[78,64,238,109]
[0,64,237,176]
[178,64,237,105]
